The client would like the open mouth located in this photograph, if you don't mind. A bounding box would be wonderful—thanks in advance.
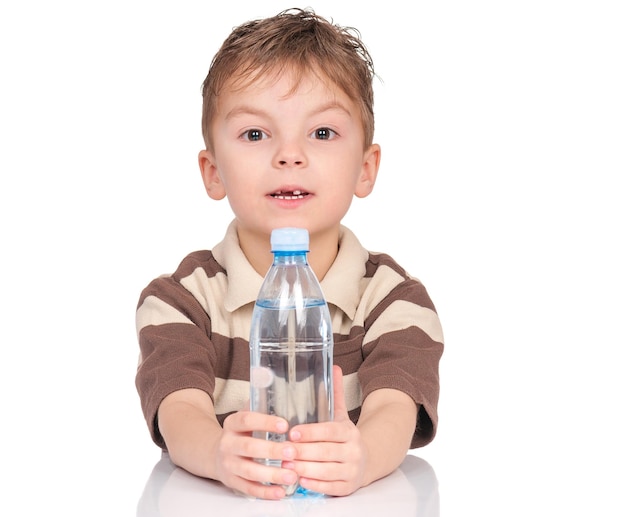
[270,189,309,200]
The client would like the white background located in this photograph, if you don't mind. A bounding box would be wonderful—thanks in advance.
[1,1,624,515]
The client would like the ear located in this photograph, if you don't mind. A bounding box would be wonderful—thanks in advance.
[198,149,227,200]
[355,143,381,198]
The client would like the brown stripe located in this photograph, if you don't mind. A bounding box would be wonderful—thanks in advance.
[172,250,226,283]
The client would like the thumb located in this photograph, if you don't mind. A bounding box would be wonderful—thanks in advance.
[332,365,349,421]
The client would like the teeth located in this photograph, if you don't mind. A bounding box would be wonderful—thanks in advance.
[273,189,306,200]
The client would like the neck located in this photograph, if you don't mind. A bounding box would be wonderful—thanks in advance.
[237,225,340,280]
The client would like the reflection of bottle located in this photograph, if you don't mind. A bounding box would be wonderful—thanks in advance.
[249,227,334,495]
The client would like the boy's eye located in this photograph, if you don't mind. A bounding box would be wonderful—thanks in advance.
[241,129,267,141]
[311,127,337,140]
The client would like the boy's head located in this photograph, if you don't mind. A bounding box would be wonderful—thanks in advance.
[201,8,375,151]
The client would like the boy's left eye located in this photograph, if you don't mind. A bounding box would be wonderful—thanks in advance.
[310,127,337,140]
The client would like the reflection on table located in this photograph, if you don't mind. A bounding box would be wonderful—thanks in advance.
[137,452,439,517]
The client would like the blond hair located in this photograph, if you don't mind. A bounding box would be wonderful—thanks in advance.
[201,8,375,150]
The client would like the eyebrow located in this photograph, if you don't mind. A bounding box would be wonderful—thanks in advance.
[224,100,352,121]
[224,105,265,120]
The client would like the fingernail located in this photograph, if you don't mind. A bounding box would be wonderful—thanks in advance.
[282,446,295,459]
[290,430,301,441]
[276,421,288,433]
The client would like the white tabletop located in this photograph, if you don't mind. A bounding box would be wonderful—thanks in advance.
[137,453,439,516]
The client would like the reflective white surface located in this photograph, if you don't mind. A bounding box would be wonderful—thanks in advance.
[137,453,439,517]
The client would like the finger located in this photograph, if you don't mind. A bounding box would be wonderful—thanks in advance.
[242,481,287,500]
[223,410,289,435]
[222,438,299,498]
[290,457,346,484]
[289,421,348,445]
[229,472,291,500]
[298,476,354,497]
[233,457,299,489]
[332,365,349,420]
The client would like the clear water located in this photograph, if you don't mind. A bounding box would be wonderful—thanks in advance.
[250,302,333,496]
[251,344,333,428]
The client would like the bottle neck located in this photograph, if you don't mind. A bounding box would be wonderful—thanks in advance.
[272,250,308,265]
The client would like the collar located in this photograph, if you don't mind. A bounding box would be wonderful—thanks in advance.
[212,220,368,319]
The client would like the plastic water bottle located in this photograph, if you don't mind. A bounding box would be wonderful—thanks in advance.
[249,227,334,496]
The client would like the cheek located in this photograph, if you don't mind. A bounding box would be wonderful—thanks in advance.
[221,174,261,208]
[325,183,358,219]
[216,151,258,189]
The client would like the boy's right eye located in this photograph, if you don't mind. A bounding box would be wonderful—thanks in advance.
[241,129,267,142]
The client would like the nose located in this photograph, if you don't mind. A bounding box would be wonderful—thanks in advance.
[273,138,307,168]
[278,157,304,166]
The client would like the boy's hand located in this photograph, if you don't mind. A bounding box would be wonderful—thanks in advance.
[158,388,298,500]
[285,365,368,496]
[216,411,299,499]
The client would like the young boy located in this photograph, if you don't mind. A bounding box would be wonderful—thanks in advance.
[136,8,443,500]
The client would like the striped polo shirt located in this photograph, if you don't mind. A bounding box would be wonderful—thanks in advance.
[136,221,443,449]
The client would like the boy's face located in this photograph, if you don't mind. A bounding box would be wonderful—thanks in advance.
[199,69,380,245]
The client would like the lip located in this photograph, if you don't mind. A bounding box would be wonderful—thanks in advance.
[267,185,312,207]
[267,185,311,200]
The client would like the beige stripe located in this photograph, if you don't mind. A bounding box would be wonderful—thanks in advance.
[366,300,444,345]
[214,378,250,414]
[136,295,193,334]
[354,265,403,323]
[343,372,362,411]
[180,268,253,340]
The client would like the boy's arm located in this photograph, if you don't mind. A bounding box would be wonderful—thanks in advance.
[157,388,300,500]
[157,388,223,479]
[356,387,418,486]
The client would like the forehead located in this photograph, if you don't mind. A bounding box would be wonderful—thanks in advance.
[223,64,346,102]
[224,79,360,133]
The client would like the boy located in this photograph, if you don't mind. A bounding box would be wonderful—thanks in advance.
[136,8,443,500]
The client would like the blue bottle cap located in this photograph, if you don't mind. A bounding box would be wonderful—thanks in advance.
[271,227,309,252]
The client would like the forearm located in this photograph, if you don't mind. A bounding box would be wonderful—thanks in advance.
[157,388,223,481]
[357,389,417,487]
